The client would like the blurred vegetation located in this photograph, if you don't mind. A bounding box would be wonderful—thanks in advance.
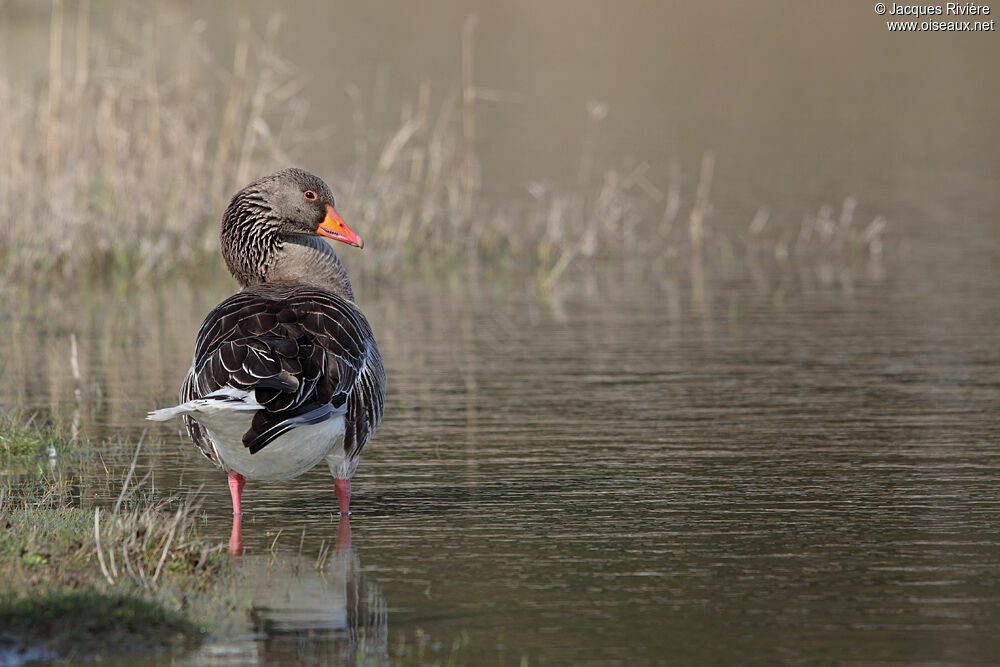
[0,3,888,290]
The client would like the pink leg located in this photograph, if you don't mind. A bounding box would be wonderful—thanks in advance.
[335,514,352,551]
[227,470,246,556]
[334,478,351,516]
[229,513,243,556]
[228,469,246,515]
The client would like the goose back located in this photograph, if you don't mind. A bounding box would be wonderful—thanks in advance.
[181,283,385,467]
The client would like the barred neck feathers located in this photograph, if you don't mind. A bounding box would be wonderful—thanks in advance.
[220,189,280,288]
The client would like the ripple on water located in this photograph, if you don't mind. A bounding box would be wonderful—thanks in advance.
[4,269,1000,663]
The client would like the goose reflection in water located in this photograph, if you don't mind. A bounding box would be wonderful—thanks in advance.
[197,518,388,665]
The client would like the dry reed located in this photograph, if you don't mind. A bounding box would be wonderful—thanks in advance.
[0,4,302,282]
[0,4,888,290]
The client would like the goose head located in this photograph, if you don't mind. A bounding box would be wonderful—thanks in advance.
[232,167,362,247]
[221,168,363,291]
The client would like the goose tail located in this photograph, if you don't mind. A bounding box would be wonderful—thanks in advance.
[147,388,260,422]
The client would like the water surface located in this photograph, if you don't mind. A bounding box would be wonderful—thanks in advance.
[3,251,1000,664]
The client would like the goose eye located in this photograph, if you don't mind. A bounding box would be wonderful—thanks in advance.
[304,190,317,201]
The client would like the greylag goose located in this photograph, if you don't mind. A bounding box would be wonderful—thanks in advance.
[148,168,385,551]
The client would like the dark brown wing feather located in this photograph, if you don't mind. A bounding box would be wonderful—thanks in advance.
[181,283,385,463]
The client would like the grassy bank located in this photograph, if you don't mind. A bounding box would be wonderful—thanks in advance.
[0,412,62,465]
[0,413,230,662]
[0,5,888,290]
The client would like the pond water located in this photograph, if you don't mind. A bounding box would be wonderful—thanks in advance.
[3,246,1000,664]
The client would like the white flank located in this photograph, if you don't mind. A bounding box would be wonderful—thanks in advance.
[147,387,346,481]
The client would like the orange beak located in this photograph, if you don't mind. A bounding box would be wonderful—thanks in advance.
[316,205,363,248]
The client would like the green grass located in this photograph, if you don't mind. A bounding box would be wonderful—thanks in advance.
[0,592,198,660]
[0,411,63,464]
[0,414,232,661]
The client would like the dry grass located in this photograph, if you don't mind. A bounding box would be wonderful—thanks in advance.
[0,416,232,659]
[0,5,304,282]
[0,4,888,289]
